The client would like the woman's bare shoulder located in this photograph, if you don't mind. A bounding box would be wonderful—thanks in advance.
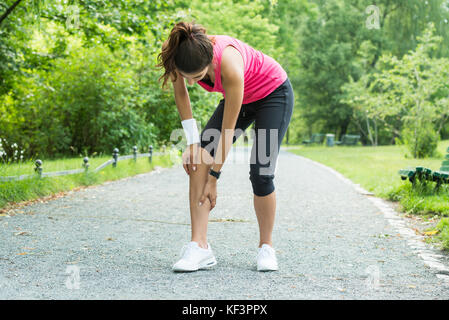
[221,46,244,75]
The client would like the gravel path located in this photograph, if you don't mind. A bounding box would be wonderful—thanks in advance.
[0,146,448,299]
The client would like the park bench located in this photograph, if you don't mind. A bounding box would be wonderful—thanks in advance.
[399,166,432,184]
[302,133,325,145]
[398,147,449,190]
[335,134,360,146]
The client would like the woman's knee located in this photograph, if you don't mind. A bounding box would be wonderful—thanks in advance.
[249,172,275,197]
[189,147,214,179]
[195,146,214,167]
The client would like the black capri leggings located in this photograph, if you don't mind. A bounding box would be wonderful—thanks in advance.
[200,78,294,197]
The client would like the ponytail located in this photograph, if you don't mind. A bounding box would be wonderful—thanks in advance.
[156,21,215,89]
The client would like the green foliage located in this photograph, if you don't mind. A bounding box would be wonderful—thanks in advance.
[0,0,197,159]
[400,123,439,158]
[1,39,159,159]
[387,183,449,216]
[297,0,368,137]
[48,44,157,156]
[343,23,449,153]
[436,218,449,250]
[183,0,281,58]
[261,0,311,144]
[378,0,449,58]
[0,154,175,209]
[299,0,449,143]
[1,0,449,158]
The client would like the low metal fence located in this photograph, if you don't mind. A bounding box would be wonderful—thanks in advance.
[0,145,172,182]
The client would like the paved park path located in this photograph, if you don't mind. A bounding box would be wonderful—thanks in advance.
[1,147,448,299]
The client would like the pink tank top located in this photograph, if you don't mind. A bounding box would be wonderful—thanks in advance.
[197,35,288,104]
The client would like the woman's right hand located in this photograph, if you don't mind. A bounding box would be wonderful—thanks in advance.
[182,143,201,175]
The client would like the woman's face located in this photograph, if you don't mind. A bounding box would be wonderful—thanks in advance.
[179,67,209,86]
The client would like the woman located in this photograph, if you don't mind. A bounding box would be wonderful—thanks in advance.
[157,21,294,272]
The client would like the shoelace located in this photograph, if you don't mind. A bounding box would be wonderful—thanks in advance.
[179,243,199,258]
[258,246,275,260]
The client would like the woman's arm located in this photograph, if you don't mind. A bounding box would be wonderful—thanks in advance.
[211,45,245,173]
[171,70,194,121]
[199,46,244,208]
[172,70,201,175]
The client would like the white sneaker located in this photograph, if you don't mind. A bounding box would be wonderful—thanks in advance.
[172,241,217,272]
[257,244,279,271]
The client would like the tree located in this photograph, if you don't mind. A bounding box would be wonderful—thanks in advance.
[344,23,449,157]
[297,0,365,137]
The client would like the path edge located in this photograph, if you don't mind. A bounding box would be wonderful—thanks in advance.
[288,152,449,284]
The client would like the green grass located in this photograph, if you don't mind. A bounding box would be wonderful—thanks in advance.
[0,150,180,210]
[0,154,140,177]
[435,218,449,249]
[287,139,449,250]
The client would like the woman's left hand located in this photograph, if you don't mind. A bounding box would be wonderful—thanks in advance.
[199,177,218,210]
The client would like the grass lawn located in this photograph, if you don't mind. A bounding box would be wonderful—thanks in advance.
[287,140,449,250]
[0,148,180,210]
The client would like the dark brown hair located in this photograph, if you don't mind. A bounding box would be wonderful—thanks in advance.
[156,21,215,88]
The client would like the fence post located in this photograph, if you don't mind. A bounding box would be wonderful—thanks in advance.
[34,159,43,178]
[83,157,89,173]
[171,143,177,158]
[149,145,153,164]
[112,148,119,168]
[133,146,137,163]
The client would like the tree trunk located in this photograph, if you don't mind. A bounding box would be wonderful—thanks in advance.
[339,117,351,138]
[365,114,374,146]
[374,117,378,146]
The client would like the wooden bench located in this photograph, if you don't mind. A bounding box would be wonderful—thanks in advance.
[399,168,416,184]
[398,147,449,190]
[302,133,325,145]
[335,134,360,146]
[432,147,449,189]
[432,171,449,189]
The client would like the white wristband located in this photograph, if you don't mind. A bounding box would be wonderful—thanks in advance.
[181,118,200,145]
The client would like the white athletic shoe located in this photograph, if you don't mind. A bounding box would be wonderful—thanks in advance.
[257,244,279,271]
[172,241,217,272]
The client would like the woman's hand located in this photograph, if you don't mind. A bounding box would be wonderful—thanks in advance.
[182,143,200,175]
[199,176,218,210]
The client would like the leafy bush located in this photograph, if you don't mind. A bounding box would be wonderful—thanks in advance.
[401,124,439,158]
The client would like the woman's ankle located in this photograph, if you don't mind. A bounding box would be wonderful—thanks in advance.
[191,239,208,249]
[259,241,273,248]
